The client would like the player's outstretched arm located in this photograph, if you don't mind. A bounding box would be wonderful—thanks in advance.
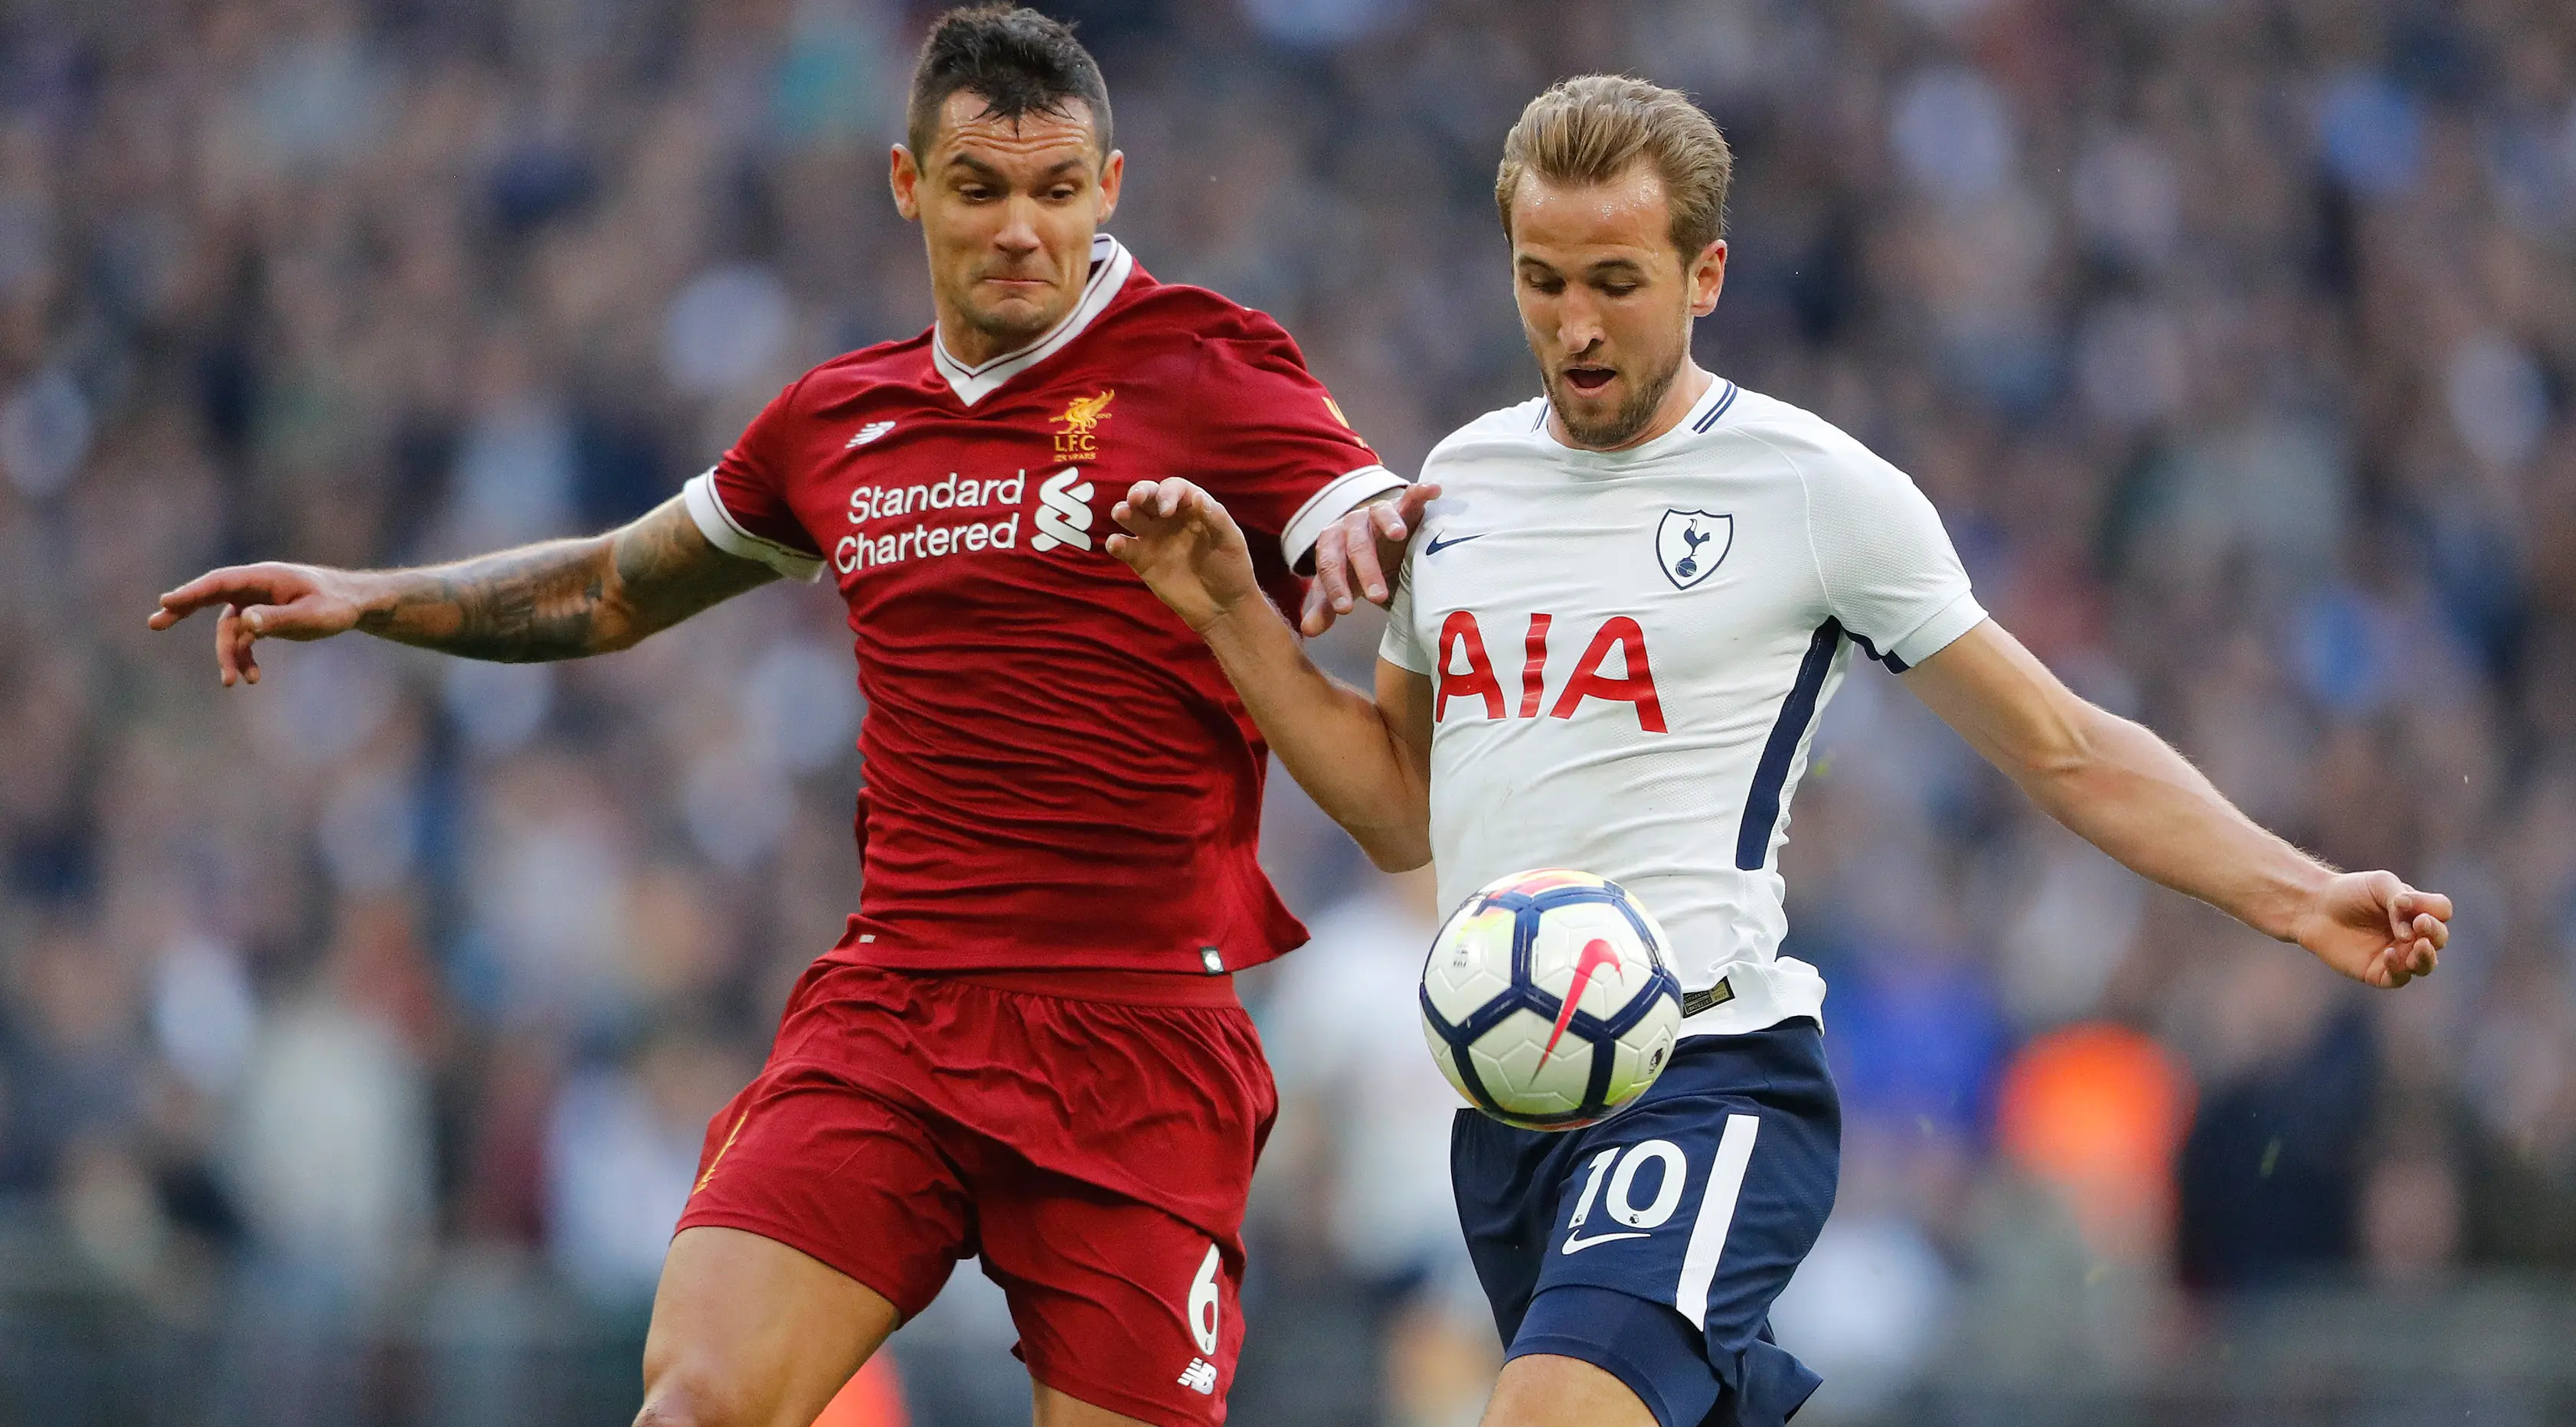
[148,495,777,686]
[1109,477,1436,870]
[1903,621,2449,988]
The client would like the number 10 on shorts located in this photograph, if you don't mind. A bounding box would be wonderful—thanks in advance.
[1558,1114,1761,1326]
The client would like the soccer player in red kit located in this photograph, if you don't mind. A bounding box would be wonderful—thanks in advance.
[146,8,1405,1427]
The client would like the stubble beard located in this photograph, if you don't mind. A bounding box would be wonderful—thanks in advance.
[1545,343,1683,450]
[949,250,1078,356]
[960,290,1065,350]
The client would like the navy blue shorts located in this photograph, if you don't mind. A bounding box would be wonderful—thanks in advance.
[1452,1019,1840,1427]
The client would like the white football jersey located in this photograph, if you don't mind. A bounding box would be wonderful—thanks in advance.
[1380,379,1987,1037]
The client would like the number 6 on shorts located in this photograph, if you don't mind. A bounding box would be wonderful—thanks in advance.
[1186,1243,1222,1354]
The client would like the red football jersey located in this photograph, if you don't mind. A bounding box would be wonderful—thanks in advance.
[682,236,1403,977]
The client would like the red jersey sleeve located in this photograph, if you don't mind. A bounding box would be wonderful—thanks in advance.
[1185,313,1406,573]
[680,376,829,582]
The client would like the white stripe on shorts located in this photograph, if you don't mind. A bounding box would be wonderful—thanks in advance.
[1674,1112,1762,1327]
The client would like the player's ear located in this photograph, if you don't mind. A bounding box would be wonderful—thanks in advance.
[891,145,923,222]
[1095,149,1125,224]
[1687,239,1727,318]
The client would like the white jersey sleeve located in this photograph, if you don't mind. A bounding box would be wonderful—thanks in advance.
[1377,563,1433,674]
[1792,434,1986,669]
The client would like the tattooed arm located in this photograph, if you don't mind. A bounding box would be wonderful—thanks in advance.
[149,496,779,685]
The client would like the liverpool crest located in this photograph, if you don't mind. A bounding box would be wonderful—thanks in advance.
[1655,511,1733,590]
[1052,389,1114,462]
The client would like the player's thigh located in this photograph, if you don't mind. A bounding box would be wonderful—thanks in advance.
[1500,1284,1746,1427]
[1029,1380,1161,1427]
[637,1226,900,1427]
[649,1063,978,1427]
[979,1180,1247,1427]
[1459,1026,1841,1427]
[1482,1353,1659,1427]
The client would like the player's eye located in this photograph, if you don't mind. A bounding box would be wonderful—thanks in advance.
[1600,282,1641,297]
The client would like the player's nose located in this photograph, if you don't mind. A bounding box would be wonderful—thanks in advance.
[1556,301,1606,354]
[990,204,1044,253]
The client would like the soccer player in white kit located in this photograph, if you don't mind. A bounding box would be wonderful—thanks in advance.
[1111,76,2451,1427]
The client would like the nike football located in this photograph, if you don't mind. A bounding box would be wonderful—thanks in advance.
[1420,869,1684,1131]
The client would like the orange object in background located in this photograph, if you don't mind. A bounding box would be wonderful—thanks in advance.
[811,1354,908,1427]
[1995,1021,2195,1262]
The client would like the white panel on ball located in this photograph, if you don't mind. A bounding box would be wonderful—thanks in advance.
[1469,1007,1593,1116]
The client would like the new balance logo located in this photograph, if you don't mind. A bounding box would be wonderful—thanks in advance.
[1177,1359,1218,1395]
[1030,466,1096,552]
[845,420,896,449]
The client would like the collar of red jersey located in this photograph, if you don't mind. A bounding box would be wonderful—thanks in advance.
[932,233,1135,407]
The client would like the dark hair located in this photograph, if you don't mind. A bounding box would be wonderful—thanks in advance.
[906,5,1113,164]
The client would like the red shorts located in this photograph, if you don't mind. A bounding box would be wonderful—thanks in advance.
[676,960,1277,1427]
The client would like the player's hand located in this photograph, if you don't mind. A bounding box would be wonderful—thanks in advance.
[1301,483,1440,636]
[2290,870,2450,989]
[148,562,377,687]
[1108,478,1263,634]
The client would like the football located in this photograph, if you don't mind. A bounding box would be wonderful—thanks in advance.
[1420,869,1685,1131]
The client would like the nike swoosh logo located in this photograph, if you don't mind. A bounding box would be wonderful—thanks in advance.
[1424,532,1483,556]
[1538,938,1623,1067]
[1561,1230,1650,1254]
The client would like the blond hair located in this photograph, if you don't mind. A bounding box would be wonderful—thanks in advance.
[1496,75,1732,259]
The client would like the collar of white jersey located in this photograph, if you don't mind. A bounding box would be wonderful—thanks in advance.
[1537,374,1743,462]
[931,233,1135,407]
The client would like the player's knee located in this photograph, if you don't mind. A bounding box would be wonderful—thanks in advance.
[633,1367,756,1427]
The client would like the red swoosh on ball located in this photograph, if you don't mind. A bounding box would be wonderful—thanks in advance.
[1538,938,1622,1067]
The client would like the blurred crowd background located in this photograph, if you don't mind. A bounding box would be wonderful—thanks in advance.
[5,0,2576,1423]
